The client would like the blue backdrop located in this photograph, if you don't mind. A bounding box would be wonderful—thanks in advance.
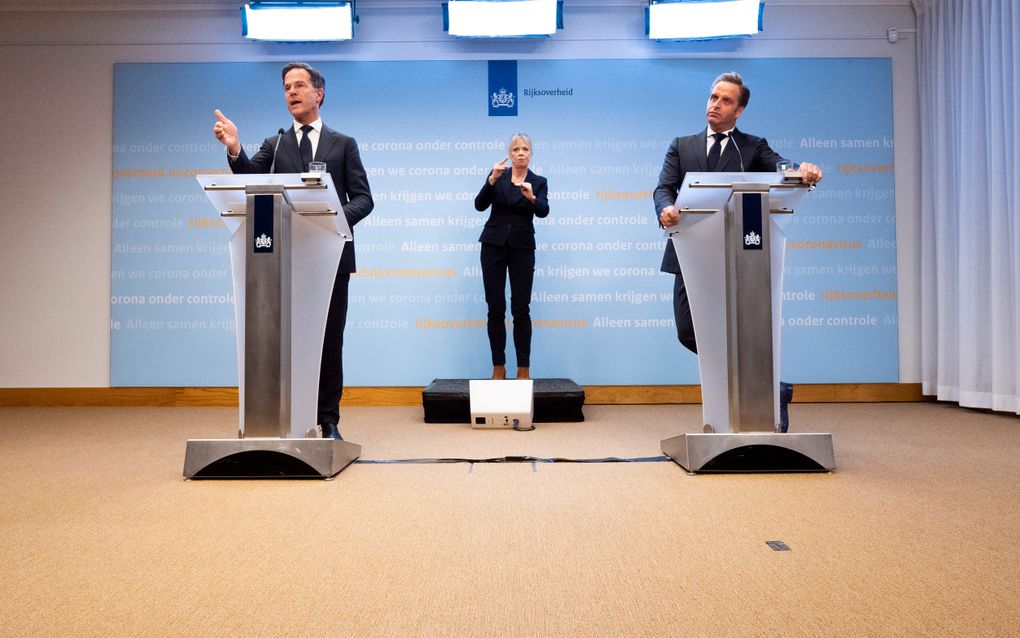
[111,58,897,386]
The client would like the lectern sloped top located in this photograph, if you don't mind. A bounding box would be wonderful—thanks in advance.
[671,171,811,218]
[196,173,352,240]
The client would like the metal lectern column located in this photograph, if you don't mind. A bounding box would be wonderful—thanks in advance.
[243,187,292,438]
[725,185,776,433]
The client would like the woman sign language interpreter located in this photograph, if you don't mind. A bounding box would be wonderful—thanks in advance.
[473,133,550,380]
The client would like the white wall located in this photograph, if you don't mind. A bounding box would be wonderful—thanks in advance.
[0,0,920,387]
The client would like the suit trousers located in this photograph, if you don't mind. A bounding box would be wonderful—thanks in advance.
[481,242,535,367]
[317,271,350,425]
[673,271,698,354]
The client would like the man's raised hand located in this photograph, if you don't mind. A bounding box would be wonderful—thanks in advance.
[212,109,240,156]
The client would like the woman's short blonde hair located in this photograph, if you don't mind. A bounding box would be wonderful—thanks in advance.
[508,132,533,151]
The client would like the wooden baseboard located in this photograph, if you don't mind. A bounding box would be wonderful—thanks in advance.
[0,383,928,407]
[0,387,240,407]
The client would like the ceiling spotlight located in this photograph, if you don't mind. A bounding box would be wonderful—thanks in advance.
[242,2,356,42]
[647,0,764,41]
[444,0,563,38]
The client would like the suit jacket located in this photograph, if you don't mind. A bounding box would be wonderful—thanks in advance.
[653,128,785,273]
[229,124,374,273]
[474,170,550,250]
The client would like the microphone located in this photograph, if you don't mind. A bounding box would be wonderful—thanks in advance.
[268,128,286,174]
[731,133,745,172]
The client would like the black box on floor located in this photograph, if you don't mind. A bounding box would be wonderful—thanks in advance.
[422,378,585,423]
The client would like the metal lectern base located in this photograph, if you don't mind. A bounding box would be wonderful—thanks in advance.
[183,438,361,479]
[661,432,835,474]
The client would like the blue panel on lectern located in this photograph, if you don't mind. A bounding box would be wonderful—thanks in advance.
[742,193,763,250]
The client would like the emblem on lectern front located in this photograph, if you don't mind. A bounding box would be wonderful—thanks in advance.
[255,233,273,249]
[744,230,761,247]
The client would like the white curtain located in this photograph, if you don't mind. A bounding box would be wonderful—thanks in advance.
[915,0,1020,414]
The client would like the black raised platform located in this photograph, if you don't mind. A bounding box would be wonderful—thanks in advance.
[422,378,585,423]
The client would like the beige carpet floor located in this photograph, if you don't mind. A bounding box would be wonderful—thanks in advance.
[1,402,1018,637]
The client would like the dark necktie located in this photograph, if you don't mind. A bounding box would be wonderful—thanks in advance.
[299,124,313,170]
[707,132,726,171]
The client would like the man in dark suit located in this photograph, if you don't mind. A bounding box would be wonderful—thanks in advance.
[653,72,823,431]
[213,62,374,440]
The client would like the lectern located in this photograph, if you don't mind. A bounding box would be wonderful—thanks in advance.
[183,173,361,478]
[660,172,835,473]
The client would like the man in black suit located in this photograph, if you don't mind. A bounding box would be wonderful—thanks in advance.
[213,62,374,440]
[653,72,823,431]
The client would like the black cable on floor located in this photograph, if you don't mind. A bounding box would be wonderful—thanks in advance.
[356,455,671,465]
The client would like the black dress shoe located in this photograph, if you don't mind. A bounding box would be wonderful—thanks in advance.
[320,422,343,440]
[779,382,793,433]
